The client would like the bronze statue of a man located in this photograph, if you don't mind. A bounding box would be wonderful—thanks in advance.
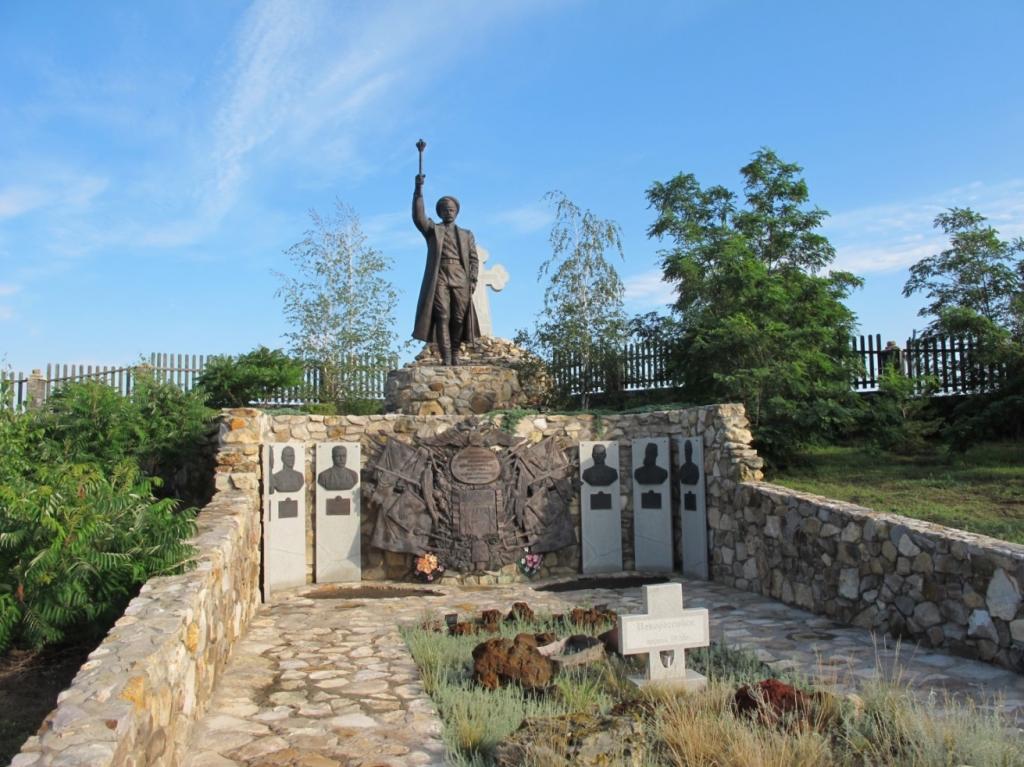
[412,173,480,365]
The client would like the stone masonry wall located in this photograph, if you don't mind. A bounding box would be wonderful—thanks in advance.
[715,482,1024,670]
[13,409,265,767]
[264,404,764,585]
[383,364,526,416]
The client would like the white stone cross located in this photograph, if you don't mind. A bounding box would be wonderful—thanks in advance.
[472,246,508,337]
[617,582,709,690]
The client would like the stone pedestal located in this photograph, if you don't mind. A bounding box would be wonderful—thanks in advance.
[384,338,551,416]
[384,364,525,415]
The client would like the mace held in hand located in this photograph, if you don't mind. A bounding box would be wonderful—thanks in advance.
[416,138,426,179]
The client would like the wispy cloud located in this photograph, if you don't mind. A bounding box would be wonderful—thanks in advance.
[827,178,1024,274]
[624,269,675,308]
[0,175,107,220]
[615,179,1024,312]
[362,210,424,252]
[0,283,15,320]
[4,1,554,258]
[191,0,551,242]
[491,202,553,234]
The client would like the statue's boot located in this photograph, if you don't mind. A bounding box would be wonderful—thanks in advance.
[436,323,453,366]
[450,322,463,366]
[438,344,452,366]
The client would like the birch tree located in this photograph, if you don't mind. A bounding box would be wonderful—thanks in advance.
[276,201,402,407]
[535,191,627,407]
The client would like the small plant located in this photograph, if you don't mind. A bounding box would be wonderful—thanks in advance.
[865,363,941,454]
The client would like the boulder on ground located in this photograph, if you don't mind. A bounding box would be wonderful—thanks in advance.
[733,678,839,731]
[506,601,535,623]
[567,606,618,631]
[472,635,554,691]
[479,609,503,632]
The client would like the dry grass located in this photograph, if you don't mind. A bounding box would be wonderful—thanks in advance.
[647,676,1023,767]
[402,611,1024,767]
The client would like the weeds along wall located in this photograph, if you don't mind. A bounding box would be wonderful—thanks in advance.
[14,413,264,767]
[260,405,765,583]
[714,483,1024,670]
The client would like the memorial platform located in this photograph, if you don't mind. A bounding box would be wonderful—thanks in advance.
[182,575,1024,767]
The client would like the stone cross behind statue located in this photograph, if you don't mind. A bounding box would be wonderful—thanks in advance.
[472,246,508,337]
[617,582,709,690]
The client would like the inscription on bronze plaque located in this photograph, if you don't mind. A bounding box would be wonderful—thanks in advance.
[326,497,351,516]
[278,499,298,519]
[641,490,662,510]
[459,487,498,537]
[451,446,501,485]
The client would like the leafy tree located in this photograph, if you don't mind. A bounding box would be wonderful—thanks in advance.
[646,148,863,462]
[531,191,628,408]
[277,201,402,409]
[904,208,1023,334]
[903,208,1024,443]
[197,345,304,408]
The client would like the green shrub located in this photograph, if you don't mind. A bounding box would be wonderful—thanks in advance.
[0,399,196,653]
[39,370,213,500]
[338,397,383,415]
[197,346,305,408]
[864,365,941,454]
[302,402,338,415]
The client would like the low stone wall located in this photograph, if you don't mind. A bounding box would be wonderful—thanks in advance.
[13,411,264,766]
[263,404,764,584]
[715,482,1024,669]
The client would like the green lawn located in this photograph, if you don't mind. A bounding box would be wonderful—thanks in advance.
[769,441,1024,544]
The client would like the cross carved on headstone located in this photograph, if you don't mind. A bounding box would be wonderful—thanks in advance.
[617,582,709,690]
[472,246,508,337]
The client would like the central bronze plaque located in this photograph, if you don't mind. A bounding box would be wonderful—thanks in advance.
[450,446,501,485]
[458,487,498,538]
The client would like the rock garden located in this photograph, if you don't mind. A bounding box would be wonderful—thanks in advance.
[402,600,1024,767]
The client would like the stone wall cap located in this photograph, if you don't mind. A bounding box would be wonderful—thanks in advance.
[742,481,1024,559]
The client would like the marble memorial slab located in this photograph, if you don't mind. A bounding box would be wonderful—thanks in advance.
[676,436,708,579]
[315,442,361,584]
[632,437,672,571]
[618,582,709,690]
[263,442,307,599]
[580,440,622,573]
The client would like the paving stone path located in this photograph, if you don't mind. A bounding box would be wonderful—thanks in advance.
[186,576,1024,766]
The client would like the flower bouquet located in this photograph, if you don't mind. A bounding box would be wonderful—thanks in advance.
[517,547,543,578]
[413,552,445,583]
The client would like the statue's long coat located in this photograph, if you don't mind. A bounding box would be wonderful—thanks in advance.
[411,190,481,344]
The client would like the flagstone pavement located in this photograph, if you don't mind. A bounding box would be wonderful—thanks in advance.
[184,576,1024,767]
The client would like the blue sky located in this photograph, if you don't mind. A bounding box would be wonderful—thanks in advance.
[2,1,1022,374]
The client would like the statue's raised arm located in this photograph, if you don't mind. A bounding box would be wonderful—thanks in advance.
[412,174,430,236]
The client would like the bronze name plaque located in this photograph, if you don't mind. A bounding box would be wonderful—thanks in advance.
[326,497,351,516]
[450,446,501,485]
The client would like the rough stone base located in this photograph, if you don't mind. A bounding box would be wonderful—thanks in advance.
[384,363,527,415]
